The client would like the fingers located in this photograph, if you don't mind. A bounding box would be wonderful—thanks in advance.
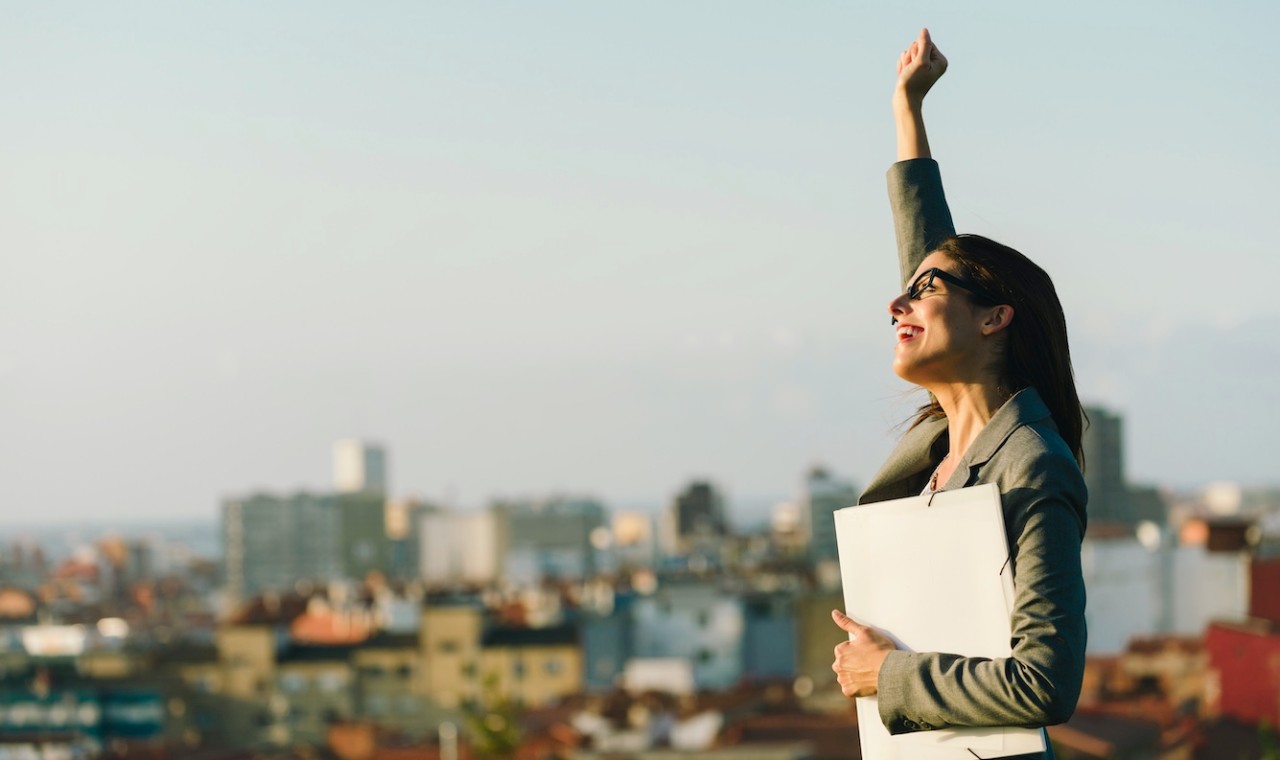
[831,609,862,633]
[899,28,943,79]
[921,27,947,71]
[832,661,866,698]
[835,671,857,697]
[831,658,856,695]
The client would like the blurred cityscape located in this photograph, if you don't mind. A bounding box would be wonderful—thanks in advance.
[2,413,1279,760]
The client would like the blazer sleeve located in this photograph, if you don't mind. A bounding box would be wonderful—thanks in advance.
[887,158,957,287]
[874,444,1088,733]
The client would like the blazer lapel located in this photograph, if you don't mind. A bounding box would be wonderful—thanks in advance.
[860,415,948,504]
[942,387,1054,490]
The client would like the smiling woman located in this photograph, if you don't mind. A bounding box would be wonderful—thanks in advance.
[892,234,1085,470]
[829,29,1088,760]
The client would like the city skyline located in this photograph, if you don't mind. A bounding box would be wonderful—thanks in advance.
[4,2,1279,524]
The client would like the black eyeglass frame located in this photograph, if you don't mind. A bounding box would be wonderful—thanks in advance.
[892,268,1006,325]
[906,267,1003,305]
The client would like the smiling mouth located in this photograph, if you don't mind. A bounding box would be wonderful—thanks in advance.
[896,325,922,342]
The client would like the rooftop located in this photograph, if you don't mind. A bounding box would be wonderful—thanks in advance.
[482,623,577,648]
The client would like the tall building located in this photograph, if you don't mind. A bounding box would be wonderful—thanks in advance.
[386,498,439,581]
[1082,406,1130,524]
[419,510,505,586]
[662,480,728,558]
[223,490,397,600]
[336,491,394,582]
[222,492,340,602]
[417,497,609,587]
[801,466,860,565]
[499,497,608,582]
[333,439,388,495]
[223,443,398,601]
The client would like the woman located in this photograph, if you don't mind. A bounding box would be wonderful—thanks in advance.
[829,29,1088,758]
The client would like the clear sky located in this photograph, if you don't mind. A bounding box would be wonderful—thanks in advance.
[3,1,1277,525]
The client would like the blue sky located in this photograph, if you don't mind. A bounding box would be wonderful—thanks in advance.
[2,2,1277,524]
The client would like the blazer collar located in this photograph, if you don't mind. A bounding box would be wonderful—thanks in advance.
[859,414,947,504]
[860,387,1055,501]
[939,386,1054,490]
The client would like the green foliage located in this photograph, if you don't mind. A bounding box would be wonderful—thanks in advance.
[463,672,523,760]
[1260,719,1279,760]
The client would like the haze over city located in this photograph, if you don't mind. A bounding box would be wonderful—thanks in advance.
[3,1,1278,525]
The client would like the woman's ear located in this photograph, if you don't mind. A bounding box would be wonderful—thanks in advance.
[981,305,1014,336]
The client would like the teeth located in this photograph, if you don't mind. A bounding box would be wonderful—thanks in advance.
[897,326,921,338]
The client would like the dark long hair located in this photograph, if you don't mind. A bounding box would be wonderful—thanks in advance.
[911,234,1086,465]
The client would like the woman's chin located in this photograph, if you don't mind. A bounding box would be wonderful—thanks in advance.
[891,359,921,385]
[893,361,943,389]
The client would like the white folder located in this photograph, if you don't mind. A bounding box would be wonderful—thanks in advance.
[833,483,1046,759]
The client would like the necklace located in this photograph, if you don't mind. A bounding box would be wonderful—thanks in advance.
[928,454,951,493]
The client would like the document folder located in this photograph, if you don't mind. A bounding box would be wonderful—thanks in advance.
[834,483,1046,758]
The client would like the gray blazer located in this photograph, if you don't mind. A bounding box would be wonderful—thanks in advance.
[863,159,1088,754]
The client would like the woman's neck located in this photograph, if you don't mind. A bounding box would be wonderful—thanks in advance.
[930,381,1010,461]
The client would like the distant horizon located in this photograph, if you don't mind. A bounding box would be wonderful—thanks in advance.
[0,476,1268,536]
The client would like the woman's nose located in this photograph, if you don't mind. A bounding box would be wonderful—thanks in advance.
[888,292,910,325]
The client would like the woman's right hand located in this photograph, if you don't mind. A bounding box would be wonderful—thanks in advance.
[895,28,948,109]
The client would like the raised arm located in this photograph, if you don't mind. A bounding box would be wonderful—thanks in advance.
[887,28,956,285]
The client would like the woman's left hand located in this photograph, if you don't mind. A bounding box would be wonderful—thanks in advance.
[895,28,947,107]
[831,609,896,697]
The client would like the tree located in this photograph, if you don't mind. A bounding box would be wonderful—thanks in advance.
[463,672,523,760]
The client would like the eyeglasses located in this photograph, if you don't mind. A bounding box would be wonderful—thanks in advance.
[892,268,1004,325]
[905,267,1002,304]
